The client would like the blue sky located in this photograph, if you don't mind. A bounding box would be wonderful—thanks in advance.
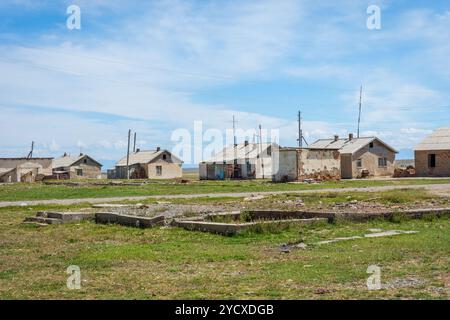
[0,0,449,169]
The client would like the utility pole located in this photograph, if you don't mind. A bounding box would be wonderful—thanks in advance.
[232,115,237,146]
[126,129,131,179]
[27,141,34,159]
[297,110,303,148]
[259,124,265,179]
[357,85,363,138]
[133,132,137,153]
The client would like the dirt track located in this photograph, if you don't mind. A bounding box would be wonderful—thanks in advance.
[1,183,450,208]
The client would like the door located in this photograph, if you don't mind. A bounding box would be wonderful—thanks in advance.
[340,154,353,179]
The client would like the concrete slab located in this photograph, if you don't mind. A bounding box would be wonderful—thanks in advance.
[95,212,165,228]
[173,218,327,235]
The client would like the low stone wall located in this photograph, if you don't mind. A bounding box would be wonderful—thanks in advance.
[95,212,165,228]
[173,218,327,235]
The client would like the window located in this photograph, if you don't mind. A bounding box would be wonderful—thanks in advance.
[369,142,374,148]
[162,154,167,160]
[76,169,83,176]
[428,154,436,168]
[356,159,362,168]
[378,157,387,167]
[156,166,162,176]
[83,159,87,164]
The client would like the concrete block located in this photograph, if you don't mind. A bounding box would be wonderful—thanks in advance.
[95,212,165,228]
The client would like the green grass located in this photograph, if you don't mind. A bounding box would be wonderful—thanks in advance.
[1,178,450,202]
[0,204,448,299]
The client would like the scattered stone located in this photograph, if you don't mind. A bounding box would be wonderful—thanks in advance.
[314,288,330,294]
[244,195,266,201]
[295,242,308,250]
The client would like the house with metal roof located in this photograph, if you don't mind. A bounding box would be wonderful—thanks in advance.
[199,141,277,180]
[414,127,450,177]
[273,133,398,181]
[307,133,398,179]
[52,153,102,179]
[112,147,183,179]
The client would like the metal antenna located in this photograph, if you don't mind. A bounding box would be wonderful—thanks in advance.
[27,141,34,159]
[126,129,131,179]
[357,85,363,138]
[297,110,303,148]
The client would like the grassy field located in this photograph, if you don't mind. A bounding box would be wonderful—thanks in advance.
[0,191,449,299]
[1,178,450,202]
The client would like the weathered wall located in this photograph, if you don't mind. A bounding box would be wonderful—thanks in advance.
[298,149,340,180]
[147,161,182,179]
[350,140,396,178]
[415,150,450,177]
[272,149,340,182]
[272,149,298,182]
[199,163,208,180]
[66,157,102,179]
[0,158,53,182]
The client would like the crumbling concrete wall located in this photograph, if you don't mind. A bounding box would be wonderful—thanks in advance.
[298,149,340,181]
[415,150,450,177]
[0,158,53,182]
[272,148,340,182]
[147,161,182,179]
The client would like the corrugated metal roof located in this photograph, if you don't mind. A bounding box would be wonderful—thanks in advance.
[116,150,182,166]
[202,143,276,163]
[414,127,450,151]
[52,154,102,168]
[308,137,397,154]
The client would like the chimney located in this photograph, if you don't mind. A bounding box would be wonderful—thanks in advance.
[348,133,354,141]
[156,146,161,152]
[63,152,68,157]
[334,135,339,142]
[136,148,140,153]
[79,152,84,156]
[244,140,249,146]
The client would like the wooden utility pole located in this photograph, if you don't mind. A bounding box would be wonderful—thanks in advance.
[357,85,363,138]
[126,129,131,179]
[133,132,137,153]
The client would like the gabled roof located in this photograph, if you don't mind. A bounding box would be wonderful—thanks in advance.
[116,150,182,166]
[308,137,398,154]
[202,142,277,163]
[52,154,102,168]
[414,127,450,151]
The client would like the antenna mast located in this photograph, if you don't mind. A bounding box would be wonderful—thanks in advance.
[357,85,363,138]
[27,141,34,159]
[126,129,131,179]
[297,110,303,148]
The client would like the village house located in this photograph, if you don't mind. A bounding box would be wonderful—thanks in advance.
[199,141,277,180]
[112,147,183,179]
[52,153,102,179]
[0,157,53,183]
[414,127,450,177]
[273,134,397,181]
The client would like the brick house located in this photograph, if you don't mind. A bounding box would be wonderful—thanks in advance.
[414,127,450,177]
